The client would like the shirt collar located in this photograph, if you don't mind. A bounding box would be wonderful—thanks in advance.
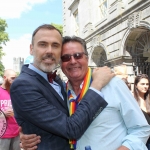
[28,63,48,82]
[67,80,84,96]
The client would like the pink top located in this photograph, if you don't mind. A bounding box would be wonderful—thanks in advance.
[0,87,19,138]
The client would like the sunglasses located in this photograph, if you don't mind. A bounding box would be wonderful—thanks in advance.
[61,52,87,62]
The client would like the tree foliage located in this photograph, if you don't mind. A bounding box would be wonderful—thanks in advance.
[0,61,5,76]
[51,23,63,35]
[0,18,9,76]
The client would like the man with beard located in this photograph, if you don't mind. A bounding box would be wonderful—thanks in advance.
[10,24,114,150]
[20,36,150,150]
[0,69,20,150]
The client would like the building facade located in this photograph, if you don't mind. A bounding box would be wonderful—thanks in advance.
[13,57,24,73]
[63,0,150,82]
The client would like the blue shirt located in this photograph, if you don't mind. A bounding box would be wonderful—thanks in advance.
[75,77,150,150]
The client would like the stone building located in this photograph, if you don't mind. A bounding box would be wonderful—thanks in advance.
[62,0,150,82]
[13,57,24,73]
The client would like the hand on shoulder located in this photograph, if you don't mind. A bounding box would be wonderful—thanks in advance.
[91,66,115,90]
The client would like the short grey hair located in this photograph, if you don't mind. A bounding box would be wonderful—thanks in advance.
[62,36,88,55]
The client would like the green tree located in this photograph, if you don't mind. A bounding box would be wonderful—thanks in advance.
[0,18,9,76]
[51,23,63,35]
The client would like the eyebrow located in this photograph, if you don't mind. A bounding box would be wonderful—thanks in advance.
[52,42,61,45]
[38,41,47,43]
[38,41,61,45]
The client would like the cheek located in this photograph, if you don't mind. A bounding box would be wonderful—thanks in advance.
[61,63,67,73]
[32,50,39,57]
[54,51,61,59]
[137,86,143,91]
[7,80,12,84]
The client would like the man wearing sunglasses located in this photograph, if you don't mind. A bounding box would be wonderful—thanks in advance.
[10,24,115,150]
[20,35,150,150]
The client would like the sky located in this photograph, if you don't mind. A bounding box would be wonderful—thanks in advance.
[0,0,62,69]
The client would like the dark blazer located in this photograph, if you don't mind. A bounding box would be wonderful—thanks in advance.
[10,65,107,150]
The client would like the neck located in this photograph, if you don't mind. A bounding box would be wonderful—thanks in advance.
[138,92,145,100]
[1,83,6,89]
[69,80,82,95]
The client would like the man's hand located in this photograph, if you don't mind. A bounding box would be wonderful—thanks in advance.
[117,145,130,150]
[20,127,41,150]
[91,66,115,91]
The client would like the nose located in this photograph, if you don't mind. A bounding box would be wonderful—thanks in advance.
[70,55,76,63]
[144,84,149,88]
[46,46,52,53]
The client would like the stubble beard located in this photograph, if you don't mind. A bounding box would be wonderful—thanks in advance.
[5,79,11,92]
[34,57,60,73]
[41,63,57,73]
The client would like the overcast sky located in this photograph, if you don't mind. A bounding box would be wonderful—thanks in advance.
[0,0,62,69]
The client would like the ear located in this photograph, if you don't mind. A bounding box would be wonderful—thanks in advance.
[3,75,7,82]
[3,75,6,80]
[30,44,33,55]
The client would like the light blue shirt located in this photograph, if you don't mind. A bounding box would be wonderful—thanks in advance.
[76,77,150,150]
[28,64,64,100]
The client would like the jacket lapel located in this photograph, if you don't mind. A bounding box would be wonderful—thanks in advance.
[37,75,68,110]
[21,65,68,110]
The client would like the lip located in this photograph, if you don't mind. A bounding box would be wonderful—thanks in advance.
[43,58,54,63]
[68,67,80,70]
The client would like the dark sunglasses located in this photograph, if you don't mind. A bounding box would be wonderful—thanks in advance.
[61,52,87,62]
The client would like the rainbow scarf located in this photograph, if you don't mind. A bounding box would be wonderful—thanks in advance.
[66,67,92,149]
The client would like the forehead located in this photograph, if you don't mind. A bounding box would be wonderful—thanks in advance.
[6,72,16,78]
[33,29,62,44]
[62,41,84,54]
[138,78,149,83]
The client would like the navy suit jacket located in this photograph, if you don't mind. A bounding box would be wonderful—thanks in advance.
[10,65,107,150]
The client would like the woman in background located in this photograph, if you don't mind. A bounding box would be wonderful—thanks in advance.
[133,74,150,148]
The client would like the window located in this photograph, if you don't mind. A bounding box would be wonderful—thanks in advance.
[99,0,107,18]
[73,10,79,35]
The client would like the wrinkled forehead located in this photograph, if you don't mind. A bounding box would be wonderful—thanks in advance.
[4,70,16,78]
[62,41,84,55]
[7,73,17,78]
[33,29,62,45]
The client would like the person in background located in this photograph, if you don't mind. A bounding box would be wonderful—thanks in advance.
[114,65,128,79]
[20,36,150,150]
[10,24,114,150]
[114,66,132,93]
[133,74,150,148]
[122,78,131,91]
[0,69,20,150]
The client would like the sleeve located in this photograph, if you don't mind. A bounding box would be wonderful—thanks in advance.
[114,79,150,150]
[10,77,108,140]
[89,87,104,98]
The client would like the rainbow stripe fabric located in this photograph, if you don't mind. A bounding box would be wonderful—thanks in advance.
[66,67,92,149]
